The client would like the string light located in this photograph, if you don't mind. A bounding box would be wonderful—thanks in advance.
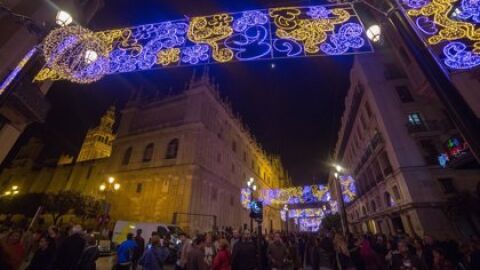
[402,0,480,70]
[42,25,109,83]
[34,4,371,83]
[0,47,37,95]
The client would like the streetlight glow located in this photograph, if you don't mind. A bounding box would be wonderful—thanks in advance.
[11,185,18,190]
[253,185,257,191]
[366,24,381,43]
[13,190,19,195]
[5,191,11,196]
[114,183,120,190]
[56,10,73,27]
[334,172,338,178]
[108,177,115,184]
[99,184,106,191]
[84,50,98,64]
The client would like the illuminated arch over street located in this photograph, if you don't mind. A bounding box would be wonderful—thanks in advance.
[34,3,373,83]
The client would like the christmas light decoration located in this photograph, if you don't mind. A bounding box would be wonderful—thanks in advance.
[42,25,109,83]
[0,47,38,95]
[260,185,331,205]
[35,3,372,83]
[339,175,357,203]
[400,0,480,70]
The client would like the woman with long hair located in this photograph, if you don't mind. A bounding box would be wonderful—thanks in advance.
[213,239,231,270]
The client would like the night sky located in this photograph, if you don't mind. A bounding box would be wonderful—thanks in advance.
[10,0,354,185]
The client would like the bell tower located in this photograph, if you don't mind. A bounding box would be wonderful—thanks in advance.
[76,106,116,162]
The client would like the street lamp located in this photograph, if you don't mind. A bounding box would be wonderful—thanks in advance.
[332,164,349,235]
[366,24,382,43]
[2,185,20,197]
[84,49,98,64]
[98,176,120,237]
[56,10,73,27]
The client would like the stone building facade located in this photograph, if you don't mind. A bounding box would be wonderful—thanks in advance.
[0,72,290,233]
[106,73,289,232]
[329,30,480,239]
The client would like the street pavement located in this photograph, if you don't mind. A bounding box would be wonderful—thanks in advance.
[97,256,175,270]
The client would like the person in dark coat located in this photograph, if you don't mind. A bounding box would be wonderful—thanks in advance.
[231,231,256,270]
[53,225,86,270]
[186,235,208,270]
[75,235,99,270]
[26,237,55,270]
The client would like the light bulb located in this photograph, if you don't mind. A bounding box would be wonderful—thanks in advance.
[366,24,381,43]
[56,10,73,27]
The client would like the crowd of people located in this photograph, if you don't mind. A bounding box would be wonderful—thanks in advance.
[1,223,480,270]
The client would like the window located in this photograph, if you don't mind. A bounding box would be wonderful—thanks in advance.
[231,163,235,173]
[384,192,394,207]
[371,200,377,212]
[143,143,154,162]
[165,139,179,159]
[408,113,424,126]
[392,185,402,200]
[420,140,439,165]
[362,206,367,216]
[211,187,218,201]
[122,147,132,165]
[395,86,414,103]
[379,151,393,176]
[438,178,456,194]
[86,166,93,179]
[136,183,143,193]
[232,141,237,152]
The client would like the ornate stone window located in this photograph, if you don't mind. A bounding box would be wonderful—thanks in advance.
[143,143,154,162]
[122,147,132,165]
[166,139,179,159]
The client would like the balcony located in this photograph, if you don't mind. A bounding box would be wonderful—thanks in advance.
[406,120,455,135]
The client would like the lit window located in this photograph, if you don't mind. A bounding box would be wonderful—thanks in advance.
[408,113,423,126]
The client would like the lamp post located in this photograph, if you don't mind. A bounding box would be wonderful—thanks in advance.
[333,164,349,235]
[55,10,73,27]
[2,185,20,197]
[283,204,289,234]
[98,176,120,236]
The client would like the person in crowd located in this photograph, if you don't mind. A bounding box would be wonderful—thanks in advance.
[333,233,356,270]
[390,240,426,270]
[116,232,138,270]
[176,233,191,270]
[2,230,25,270]
[268,232,288,270]
[132,229,145,270]
[1,239,13,270]
[204,232,216,268]
[26,236,54,270]
[139,235,170,270]
[319,235,335,270]
[187,235,208,270]
[359,235,381,270]
[76,234,99,270]
[213,239,231,270]
[53,224,85,270]
[423,234,436,269]
[230,230,240,251]
[231,230,256,270]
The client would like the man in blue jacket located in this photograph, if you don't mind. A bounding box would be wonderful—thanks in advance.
[116,233,138,270]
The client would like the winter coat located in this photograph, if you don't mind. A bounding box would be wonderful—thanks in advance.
[213,249,231,270]
[53,233,85,270]
[186,246,208,270]
[139,245,170,270]
[232,240,256,270]
[76,245,99,270]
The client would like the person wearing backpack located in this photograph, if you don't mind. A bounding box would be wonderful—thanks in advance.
[139,235,169,270]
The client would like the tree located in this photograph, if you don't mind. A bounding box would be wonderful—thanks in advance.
[0,193,45,217]
[322,213,341,231]
[44,191,86,225]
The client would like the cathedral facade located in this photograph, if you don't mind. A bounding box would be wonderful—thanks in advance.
[0,73,290,233]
